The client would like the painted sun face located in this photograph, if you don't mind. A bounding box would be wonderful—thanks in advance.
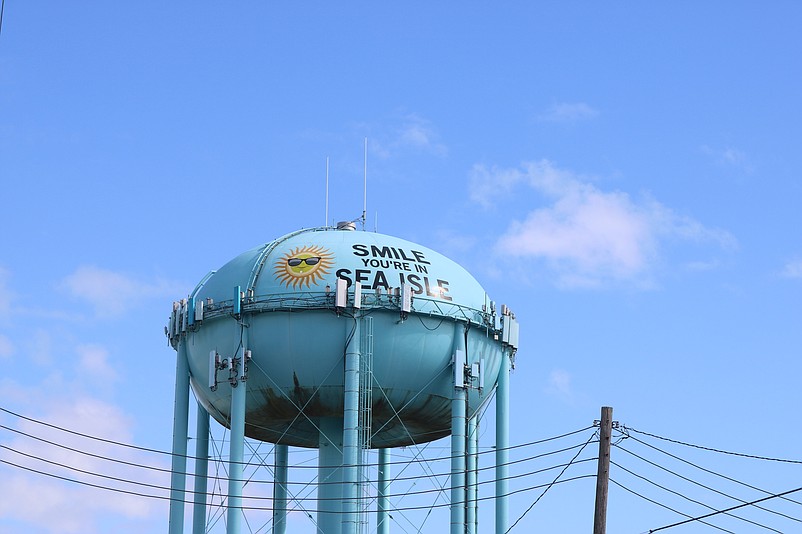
[274,245,335,289]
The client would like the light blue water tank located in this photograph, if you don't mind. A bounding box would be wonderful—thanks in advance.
[171,226,516,448]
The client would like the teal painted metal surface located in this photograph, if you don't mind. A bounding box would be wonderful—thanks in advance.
[168,340,190,534]
[273,444,288,534]
[174,228,506,449]
[192,402,210,534]
[496,351,510,534]
[341,314,360,534]
[227,333,248,533]
[232,285,241,316]
[165,226,520,533]
[318,417,344,534]
[377,448,390,534]
[450,321,467,534]
[467,416,478,534]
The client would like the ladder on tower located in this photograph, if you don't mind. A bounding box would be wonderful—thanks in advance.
[357,316,374,533]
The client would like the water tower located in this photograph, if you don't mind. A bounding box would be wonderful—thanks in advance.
[165,225,519,534]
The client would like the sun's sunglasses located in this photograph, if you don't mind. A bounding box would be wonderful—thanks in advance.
[287,257,321,267]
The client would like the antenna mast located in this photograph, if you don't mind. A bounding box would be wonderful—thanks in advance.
[362,137,368,229]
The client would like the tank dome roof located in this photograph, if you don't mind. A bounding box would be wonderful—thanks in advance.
[194,226,488,317]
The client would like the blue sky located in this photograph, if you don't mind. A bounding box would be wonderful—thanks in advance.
[1,2,801,533]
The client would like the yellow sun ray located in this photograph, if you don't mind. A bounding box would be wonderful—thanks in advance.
[273,245,335,289]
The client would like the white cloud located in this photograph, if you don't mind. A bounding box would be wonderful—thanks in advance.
[701,145,753,173]
[29,328,54,366]
[434,229,477,255]
[469,164,527,209]
[545,369,574,400]
[683,259,721,272]
[548,369,572,394]
[370,113,448,159]
[0,333,13,358]
[721,148,746,165]
[499,184,654,280]
[472,160,736,286]
[781,259,802,279]
[0,266,13,317]
[540,102,599,123]
[61,266,175,316]
[397,114,447,156]
[0,397,167,533]
[76,343,118,382]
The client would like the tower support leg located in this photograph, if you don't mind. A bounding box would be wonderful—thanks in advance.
[273,444,288,534]
[496,350,510,534]
[377,448,391,534]
[192,402,210,534]
[342,314,361,534]
[318,417,344,534]
[168,339,190,534]
[451,321,467,534]
[227,340,248,533]
[467,416,478,534]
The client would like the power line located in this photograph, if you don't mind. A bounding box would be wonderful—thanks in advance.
[619,430,802,508]
[0,456,594,514]
[1,424,599,504]
[1,443,176,496]
[610,478,735,534]
[614,443,801,523]
[505,430,597,533]
[0,440,597,504]
[1,419,596,487]
[0,405,593,468]
[0,423,176,476]
[0,406,175,457]
[611,459,782,533]
[25,398,797,532]
[648,487,802,533]
[622,425,802,465]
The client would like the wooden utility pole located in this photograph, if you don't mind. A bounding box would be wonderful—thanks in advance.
[593,406,613,534]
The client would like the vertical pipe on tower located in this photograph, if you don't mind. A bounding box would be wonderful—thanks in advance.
[227,319,248,533]
[377,448,391,534]
[467,416,478,534]
[168,338,190,534]
[342,313,361,534]
[273,444,289,534]
[192,403,210,534]
[473,416,481,533]
[495,350,510,534]
[318,417,344,534]
[450,321,467,534]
